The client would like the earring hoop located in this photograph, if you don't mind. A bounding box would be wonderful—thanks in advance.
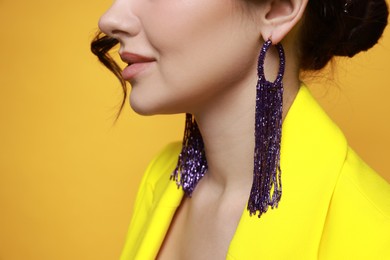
[248,39,285,217]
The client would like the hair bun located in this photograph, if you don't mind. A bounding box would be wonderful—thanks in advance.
[333,0,389,57]
[299,0,388,70]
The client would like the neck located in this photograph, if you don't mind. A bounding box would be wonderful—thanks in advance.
[193,71,300,197]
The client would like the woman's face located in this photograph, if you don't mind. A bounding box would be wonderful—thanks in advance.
[99,0,263,115]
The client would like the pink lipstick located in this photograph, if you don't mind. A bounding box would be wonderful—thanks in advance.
[120,52,156,80]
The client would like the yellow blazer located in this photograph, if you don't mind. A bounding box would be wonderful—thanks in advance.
[120,85,390,259]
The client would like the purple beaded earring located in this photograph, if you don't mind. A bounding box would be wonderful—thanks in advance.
[172,39,285,218]
[171,113,207,196]
[248,39,285,217]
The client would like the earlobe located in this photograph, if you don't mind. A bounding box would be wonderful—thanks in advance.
[260,0,308,44]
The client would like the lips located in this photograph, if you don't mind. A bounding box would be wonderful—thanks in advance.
[120,52,156,80]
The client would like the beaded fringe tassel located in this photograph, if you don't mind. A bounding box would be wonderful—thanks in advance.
[172,40,285,218]
[248,39,285,217]
[171,113,207,196]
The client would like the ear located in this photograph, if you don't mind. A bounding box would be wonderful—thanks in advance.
[259,0,308,44]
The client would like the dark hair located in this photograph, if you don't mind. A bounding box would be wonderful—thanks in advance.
[91,0,388,114]
[90,33,126,119]
[300,0,388,70]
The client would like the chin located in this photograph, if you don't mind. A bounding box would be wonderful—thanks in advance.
[129,98,156,116]
[128,85,165,116]
[129,94,170,116]
[129,88,192,116]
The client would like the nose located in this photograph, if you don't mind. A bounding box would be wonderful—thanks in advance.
[98,0,141,40]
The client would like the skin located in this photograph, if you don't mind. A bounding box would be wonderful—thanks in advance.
[99,0,308,258]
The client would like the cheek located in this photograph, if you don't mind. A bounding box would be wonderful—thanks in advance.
[144,0,239,56]
[130,50,259,116]
[130,0,261,115]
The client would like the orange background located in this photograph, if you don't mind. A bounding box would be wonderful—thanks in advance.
[0,0,389,259]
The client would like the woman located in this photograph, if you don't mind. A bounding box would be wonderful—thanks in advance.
[92,0,390,259]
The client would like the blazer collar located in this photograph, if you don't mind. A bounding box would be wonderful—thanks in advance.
[228,85,348,258]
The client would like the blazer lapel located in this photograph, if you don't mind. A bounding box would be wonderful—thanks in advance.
[227,85,348,259]
[134,176,184,259]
